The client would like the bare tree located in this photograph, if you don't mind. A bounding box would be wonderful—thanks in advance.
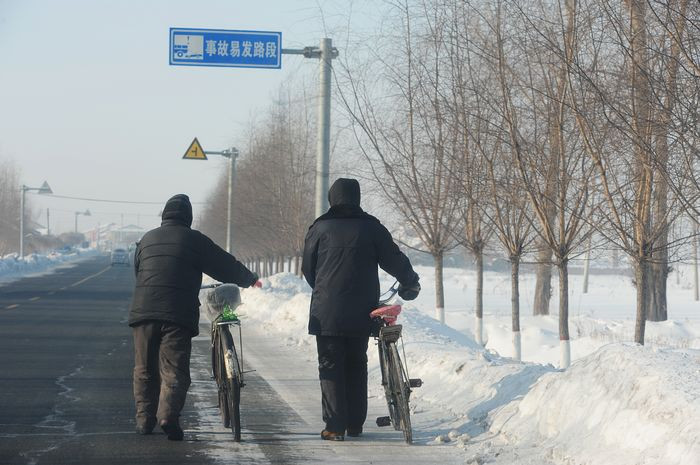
[337,0,463,323]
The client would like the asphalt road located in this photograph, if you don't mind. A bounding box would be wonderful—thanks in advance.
[0,255,466,465]
[0,255,219,464]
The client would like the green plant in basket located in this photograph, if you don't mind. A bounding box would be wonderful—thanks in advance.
[221,303,239,321]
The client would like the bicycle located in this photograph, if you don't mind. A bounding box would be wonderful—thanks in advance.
[201,283,246,442]
[370,282,423,444]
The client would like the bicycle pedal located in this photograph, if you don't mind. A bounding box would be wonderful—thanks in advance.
[409,378,423,388]
[376,416,391,427]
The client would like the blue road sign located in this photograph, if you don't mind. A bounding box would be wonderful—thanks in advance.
[169,28,282,69]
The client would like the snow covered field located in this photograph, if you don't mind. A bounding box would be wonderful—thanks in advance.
[0,248,99,284]
[226,268,700,465]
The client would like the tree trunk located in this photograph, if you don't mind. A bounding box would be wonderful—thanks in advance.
[533,244,553,315]
[475,249,484,346]
[287,256,292,273]
[511,256,521,361]
[558,260,571,368]
[648,260,668,321]
[635,258,649,344]
[694,228,699,301]
[434,251,445,324]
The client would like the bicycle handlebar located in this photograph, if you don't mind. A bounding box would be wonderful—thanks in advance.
[200,283,222,289]
[378,281,400,307]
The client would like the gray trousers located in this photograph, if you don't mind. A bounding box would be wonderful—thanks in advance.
[132,321,192,425]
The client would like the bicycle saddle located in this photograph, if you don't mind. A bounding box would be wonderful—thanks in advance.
[369,305,402,324]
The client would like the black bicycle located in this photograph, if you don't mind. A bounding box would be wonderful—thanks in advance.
[371,283,422,444]
[201,283,246,442]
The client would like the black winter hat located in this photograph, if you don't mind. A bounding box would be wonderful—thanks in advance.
[328,178,361,207]
[161,194,193,227]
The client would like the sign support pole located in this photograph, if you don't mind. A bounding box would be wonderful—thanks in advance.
[283,39,338,218]
[200,148,238,253]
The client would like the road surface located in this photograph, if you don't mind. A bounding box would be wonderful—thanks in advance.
[0,255,465,464]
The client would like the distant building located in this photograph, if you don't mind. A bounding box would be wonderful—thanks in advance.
[109,224,146,248]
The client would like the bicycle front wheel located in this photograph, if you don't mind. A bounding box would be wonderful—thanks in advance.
[388,343,412,444]
[220,328,242,442]
[213,328,231,428]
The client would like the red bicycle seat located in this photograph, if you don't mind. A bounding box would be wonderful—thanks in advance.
[370,305,402,324]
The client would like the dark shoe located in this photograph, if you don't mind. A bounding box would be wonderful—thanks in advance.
[346,427,362,437]
[321,430,344,441]
[160,419,184,441]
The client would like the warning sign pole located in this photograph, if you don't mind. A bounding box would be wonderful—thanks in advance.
[182,138,238,253]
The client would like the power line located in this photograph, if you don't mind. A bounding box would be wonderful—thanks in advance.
[27,192,206,205]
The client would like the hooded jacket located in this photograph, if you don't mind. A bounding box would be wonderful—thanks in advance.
[128,194,257,336]
[302,178,419,337]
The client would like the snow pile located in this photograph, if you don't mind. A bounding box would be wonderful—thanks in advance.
[492,344,700,465]
[235,272,700,465]
[0,248,98,283]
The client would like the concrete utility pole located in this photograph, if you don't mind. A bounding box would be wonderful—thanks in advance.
[203,147,238,253]
[283,38,339,218]
[19,181,52,258]
[182,140,239,253]
[74,209,91,233]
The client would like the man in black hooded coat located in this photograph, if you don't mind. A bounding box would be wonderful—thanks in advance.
[129,194,259,440]
[302,178,420,440]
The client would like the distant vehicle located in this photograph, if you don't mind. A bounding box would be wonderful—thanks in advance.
[110,248,129,266]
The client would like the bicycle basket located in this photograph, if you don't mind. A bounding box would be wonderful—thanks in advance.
[201,284,242,323]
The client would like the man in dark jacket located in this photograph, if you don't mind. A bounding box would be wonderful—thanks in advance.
[302,178,420,441]
[129,194,260,440]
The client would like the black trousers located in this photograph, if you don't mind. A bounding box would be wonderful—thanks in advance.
[132,321,192,425]
[316,336,369,433]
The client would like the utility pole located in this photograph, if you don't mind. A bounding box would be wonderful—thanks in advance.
[282,39,339,217]
[46,208,50,236]
[182,139,239,253]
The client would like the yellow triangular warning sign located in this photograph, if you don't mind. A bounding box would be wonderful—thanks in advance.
[182,138,207,160]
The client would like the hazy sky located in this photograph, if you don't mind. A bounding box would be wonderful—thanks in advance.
[1,0,365,233]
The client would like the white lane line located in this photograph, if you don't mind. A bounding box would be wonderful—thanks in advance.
[68,266,111,288]
[5,304,19,309]
[28,297,40,302]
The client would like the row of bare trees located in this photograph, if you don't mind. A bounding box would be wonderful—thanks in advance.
[200,0,697,367]
[334,0,699,366]
[0,157,23,255]
[199,83,317,276]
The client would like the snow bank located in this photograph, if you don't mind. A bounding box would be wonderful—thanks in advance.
[231,273,700,465]
[492,344,700,465]
[0,248,98,284]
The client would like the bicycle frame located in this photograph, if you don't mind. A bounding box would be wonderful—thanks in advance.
[371,282,422,444]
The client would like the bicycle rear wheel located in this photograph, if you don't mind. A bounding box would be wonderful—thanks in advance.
[220,328,242,442]
[379,341,400,428]
[388,343,412,444]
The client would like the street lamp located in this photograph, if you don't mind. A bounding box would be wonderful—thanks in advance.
[19,181,53,258]
[74,209,91,233]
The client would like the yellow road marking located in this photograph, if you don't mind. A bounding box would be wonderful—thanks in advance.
[69,266,111,288]
[6,304,19,309]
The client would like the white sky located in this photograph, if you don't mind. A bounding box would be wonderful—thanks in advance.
[1,0,369,233]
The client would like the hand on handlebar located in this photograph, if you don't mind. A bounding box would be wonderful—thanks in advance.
[398,281,420,301]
